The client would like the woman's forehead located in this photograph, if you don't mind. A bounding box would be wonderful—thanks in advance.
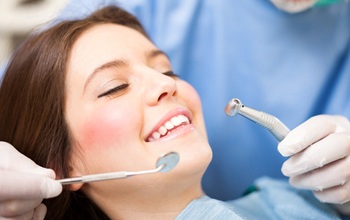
[70,24,155,61]
[67,23,158,74]
[77,23,153,50]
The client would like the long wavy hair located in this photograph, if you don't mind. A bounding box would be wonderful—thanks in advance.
[0,5,149,219]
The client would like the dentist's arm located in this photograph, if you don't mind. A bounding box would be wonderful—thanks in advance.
[278,115,350,214]
[0,142,62,219]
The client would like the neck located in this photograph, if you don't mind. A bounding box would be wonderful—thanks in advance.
[110,187,203,219]
[84,175,204,219]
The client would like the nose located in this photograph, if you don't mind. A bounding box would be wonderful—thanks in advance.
[144,70,177,106]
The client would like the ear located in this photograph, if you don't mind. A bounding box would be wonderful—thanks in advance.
[67,168,84,191]
[68,182,84,191]
[48,162,84,191]
[67,156,85,191]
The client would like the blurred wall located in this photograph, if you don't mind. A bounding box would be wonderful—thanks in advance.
[0,0,68,67]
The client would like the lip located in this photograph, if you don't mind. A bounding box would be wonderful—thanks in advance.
[145,107,193,142]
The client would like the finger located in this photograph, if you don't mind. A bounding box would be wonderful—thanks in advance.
[278,115,337,157]
[0,199,40,218]
[1,142,55,178]
[313,182,350,204]
[4,211,35,220]
[26,167,57,180]
[33,203,47,220]
[2,211,35,220]
[281,132,350,176]
[289,156,350,190]
[0,171,62,200]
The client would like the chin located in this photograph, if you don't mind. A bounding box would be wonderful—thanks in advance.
[177,141,212,178]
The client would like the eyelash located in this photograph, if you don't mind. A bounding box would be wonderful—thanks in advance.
[97,83,129,98]
[163,71,179,78]
[97,71,178,98]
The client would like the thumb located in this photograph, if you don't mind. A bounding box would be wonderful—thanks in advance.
[0,171,62,200]
[278,115,337,157]
[40,176,63,199]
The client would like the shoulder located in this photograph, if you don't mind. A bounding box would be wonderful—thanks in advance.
[230,177,342,220]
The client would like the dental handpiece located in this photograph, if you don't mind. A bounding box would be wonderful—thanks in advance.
[57,152,179,185]
[225,98,290,142]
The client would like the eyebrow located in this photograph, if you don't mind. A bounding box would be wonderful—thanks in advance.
[83,49,169,93]
[147,49,169,61]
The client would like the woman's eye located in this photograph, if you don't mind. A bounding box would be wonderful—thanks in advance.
[163,71,179,78]
[98,83,129,98]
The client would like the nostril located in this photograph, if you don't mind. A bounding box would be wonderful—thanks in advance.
[158,92,168,102]
[157,90,176,102]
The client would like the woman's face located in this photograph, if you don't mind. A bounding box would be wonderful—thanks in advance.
[64,23,212,202]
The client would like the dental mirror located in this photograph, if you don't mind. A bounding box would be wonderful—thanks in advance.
[156,151,180,172]
[58,151,180,185]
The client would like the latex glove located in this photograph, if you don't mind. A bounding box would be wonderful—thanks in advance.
[0,142,62,219]
[270,0,317,13]
[278,115,350,205]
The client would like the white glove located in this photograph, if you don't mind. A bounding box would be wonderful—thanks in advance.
[278,115,350,206]
[0,142,62,219]
[270,0,317,13]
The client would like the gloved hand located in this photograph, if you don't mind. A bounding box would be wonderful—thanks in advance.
[0,142,62,219]
[278,115,350,209]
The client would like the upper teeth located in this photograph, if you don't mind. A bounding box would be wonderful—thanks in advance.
[148,114,190,142]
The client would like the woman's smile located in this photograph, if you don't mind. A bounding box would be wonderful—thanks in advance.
[146,107,193,142]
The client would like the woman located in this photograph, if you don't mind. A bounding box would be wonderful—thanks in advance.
[0,5,344,219]
[0,5,211,219]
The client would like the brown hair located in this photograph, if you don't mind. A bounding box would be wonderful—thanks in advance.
[0,5,148,219]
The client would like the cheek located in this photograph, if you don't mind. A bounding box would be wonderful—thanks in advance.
[178,80,202,112]
[77,105,139,151]
[178,80,207,135]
